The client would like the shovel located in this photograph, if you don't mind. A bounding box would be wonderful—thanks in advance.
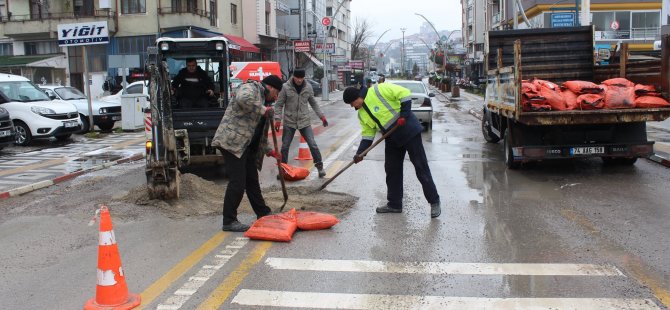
[268,110,289,211]
[317,124,400,191]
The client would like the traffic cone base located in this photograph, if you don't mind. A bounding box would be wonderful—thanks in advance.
[84,206,141,310]
[294,135,313,160]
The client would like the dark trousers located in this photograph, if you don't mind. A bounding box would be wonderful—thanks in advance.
[385,133,440,209]
[222,148,271,225]
[280,126,323,166]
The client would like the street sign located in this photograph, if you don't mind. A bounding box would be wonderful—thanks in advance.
[294,40,311,52]
[551,13,575,28]
[315,43,335,54]
[321,17,331,26]
[347,60,364,69]
[57,21,109,46]
[440,35,448,43]
[610,20,620,30]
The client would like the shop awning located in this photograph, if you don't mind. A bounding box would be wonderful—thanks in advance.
[0,54,64,67]
[224,34,260,53]
[302,52,324,67]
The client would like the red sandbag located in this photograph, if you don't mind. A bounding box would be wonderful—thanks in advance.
[532,79,560,91]
[634,84,662,97]
[602,78,634,88]
[635,96,670,108]
[538,84,566,110]
[562,89,579,110]
[563,80,602,94]
[244,209,298,242]
[578,93,605,110]
[603,85,636,109]
[522,81,539,95]
[279,163,310,181]
[521,96,549,112]
[296,211,340,230]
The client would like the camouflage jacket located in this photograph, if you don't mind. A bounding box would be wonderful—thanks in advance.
[212,80,271,169]
[274,80,324,129]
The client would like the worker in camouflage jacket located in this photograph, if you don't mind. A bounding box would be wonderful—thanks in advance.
[212,75,284,232]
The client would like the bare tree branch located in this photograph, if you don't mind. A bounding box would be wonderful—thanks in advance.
[351,18,373,60]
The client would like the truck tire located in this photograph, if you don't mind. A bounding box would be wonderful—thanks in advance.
[482,113,500,143]
[504,128,520,169]
[98,121,115,132]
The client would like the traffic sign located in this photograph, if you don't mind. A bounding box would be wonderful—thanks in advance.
[551,13,575,28]
[610,20,619,30]
[322,17,331,26]
[440,35,448,43]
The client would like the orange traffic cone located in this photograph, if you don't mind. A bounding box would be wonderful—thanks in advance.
[84,206,141,310]
[294,135,313,160]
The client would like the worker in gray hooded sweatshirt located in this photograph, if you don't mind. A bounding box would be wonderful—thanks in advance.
[274,68,329,178]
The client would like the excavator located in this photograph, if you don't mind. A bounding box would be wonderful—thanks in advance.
[144,37,231,199]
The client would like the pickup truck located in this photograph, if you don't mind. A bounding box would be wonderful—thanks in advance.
[482,26,670,168]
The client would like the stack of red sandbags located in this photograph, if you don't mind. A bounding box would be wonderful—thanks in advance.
[520,77,670,111]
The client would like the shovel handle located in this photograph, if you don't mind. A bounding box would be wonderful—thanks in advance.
[268,110,289,209]
[318,124,399,191]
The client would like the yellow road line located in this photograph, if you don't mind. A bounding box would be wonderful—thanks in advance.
[197,241,273,310]
[0,158,69,177]
[139,232,228,309]
[326,160,346,177]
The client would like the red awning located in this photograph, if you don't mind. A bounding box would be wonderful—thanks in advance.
[224,34,260,53]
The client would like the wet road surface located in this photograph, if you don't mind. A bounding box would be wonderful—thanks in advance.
[0,87,668,309]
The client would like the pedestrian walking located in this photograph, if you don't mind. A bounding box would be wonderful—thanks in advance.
[212,75,284,232]
[274,69,329,178]
[342,83,441,218]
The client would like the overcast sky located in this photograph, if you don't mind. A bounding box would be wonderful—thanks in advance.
[349,0,463,42]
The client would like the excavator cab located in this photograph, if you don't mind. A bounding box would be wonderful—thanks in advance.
[145,37,230,199]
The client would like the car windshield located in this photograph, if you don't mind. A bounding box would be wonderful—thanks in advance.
[55,87,86,100]
[392,82,427,94]
[0,81,51,102]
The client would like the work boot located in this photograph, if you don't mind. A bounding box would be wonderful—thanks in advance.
[222,221,250,232]
[430,202,441,218]
[376,205,402,214]
[315,163,326,178]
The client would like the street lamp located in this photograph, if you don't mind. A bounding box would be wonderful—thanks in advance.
[367,28,391,75]
[400,27,407,78]
[415,13,446,75]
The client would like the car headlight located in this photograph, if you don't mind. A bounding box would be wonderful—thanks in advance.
[0,107,7,114]
[99,107,108,114]
[31,106,56,115]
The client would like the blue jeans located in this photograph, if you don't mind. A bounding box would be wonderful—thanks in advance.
[280,126,323,165]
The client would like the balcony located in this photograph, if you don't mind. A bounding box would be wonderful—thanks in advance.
[1,10,117,39]
[157,7,212,31]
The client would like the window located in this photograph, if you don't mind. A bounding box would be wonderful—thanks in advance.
[326,7,332,16]
[231,4,237,24]
[121,0,146,14]
[116,35,156,71]
[0,43,12,56]
[210,0,217,26]
[29,0,48,19]
[74,0,95,17]
[171,0,197,12]
[265,11,270,35]
[67,44,107,72]
[632,11,660,39]
[24,41,59,55]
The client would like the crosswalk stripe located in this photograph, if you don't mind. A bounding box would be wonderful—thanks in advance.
[231,290,661,310]
[265,258,623,276]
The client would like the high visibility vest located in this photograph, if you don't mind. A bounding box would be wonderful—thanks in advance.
[357,83,413,141]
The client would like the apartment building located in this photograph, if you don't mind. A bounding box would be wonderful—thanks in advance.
[462,0,487,84]
[0,0,260,98]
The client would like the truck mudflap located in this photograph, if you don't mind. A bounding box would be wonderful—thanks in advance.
[510,142,654,161]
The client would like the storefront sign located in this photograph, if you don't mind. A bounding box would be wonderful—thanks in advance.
[57,21,109,46]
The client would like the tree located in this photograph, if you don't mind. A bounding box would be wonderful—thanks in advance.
[412,62,419,76]
[351,18,372,61]
[313,67,324,81]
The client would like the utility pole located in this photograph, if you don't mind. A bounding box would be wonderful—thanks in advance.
[401,28,406,78]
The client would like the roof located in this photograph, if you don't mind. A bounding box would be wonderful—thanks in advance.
[0,54,63,67]
[223,34,260,53]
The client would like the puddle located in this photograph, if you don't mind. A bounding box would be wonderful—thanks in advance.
[65,152,123,173]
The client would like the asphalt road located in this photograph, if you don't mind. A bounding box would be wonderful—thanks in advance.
[0,86,668,309]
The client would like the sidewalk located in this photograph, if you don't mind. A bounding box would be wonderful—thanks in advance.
[0,132,145,200]
[428,85,670,168]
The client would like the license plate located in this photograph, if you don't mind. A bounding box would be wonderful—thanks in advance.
[571,146,605,155]
[64,121,78,128]
[112,116,121,121]
[0,130,11,137]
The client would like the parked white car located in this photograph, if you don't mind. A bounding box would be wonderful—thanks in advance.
[38,85,121,132]
[0,74,81,146]
[99,80,149,105]
[388,80,435,130]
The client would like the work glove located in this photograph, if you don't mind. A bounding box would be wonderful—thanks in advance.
[353,154,364,164]
[397,117,406,126]
[274,121,282,132]
[321,116,329,127]
[264,106,274,117]
[266,150,282,161]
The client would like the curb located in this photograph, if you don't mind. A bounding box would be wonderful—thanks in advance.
[0,152,145,200]
[647,154,670,168]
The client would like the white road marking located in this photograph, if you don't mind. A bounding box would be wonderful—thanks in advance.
[155,237,248,310]
[265,257,624,276]
[232,290,661,310]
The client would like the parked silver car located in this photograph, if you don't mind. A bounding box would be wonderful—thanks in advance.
[387,80,435,130]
